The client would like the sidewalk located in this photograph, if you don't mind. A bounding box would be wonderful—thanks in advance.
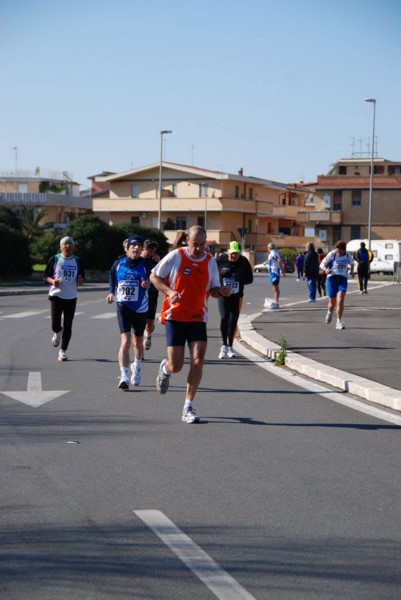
[0,283,108,296]
[238,283,401,412]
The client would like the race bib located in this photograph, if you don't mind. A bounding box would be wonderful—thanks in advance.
[117,279,139,302]
[223,276,239,294]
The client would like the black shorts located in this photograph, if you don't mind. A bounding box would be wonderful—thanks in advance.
[165,320,207,347]
[117,303,147,336]
[147,290,159,321]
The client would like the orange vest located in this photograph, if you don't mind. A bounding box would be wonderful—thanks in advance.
[159,248,213,323]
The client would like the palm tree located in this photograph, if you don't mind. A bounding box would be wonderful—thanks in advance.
[18,206,53,241]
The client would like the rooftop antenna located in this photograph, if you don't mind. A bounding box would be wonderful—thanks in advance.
[12,146,18,172]
[358,137,363,158]
[350,137,355,158]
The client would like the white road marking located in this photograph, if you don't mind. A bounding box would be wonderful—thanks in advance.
[2,310,48,319]
[234,340,401,426]
[1,372,69,408]
[134,510,255,600]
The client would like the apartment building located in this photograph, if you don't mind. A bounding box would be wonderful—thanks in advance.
[93,162,314,253]
[298,158,401,246]
[0,170,92,229]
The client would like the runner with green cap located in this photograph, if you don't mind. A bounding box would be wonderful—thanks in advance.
[216,240,253,358]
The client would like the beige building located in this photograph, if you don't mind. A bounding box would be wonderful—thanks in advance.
[93,162,315,253]
[0,170,92,229]
[298,158,401,246]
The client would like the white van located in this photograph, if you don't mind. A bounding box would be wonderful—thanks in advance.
[346,239,401,274]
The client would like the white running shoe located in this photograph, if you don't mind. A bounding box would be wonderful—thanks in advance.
[181,407,200,424]
[271,302,280,309]
[144,334,152,351]
[130,362,141,386]
[58,349,68,362]
[156,359,170,394]
[118,376,129,390]
[336,320,345,330]
[325,311,333,324]
[52,329,62,347]
[227,347,236,358]
[218,345,228,359]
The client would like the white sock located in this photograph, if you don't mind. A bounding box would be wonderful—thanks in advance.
[121,367,129,378]
[184,400,192,411]
[132,359,142,370]
[162,363,170,376]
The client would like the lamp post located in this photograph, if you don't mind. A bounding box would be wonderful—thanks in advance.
[157,130,172,230]
[364,98,376,251]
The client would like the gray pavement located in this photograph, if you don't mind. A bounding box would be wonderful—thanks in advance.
[2,279,401,412]
[238,282,401,412]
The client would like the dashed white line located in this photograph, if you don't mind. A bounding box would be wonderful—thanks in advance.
[134,510,255,600]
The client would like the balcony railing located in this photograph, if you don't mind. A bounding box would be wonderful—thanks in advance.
[297,210,342,224]
[0,192,92,210]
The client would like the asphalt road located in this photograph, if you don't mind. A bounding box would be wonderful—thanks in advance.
[1,286,401,599]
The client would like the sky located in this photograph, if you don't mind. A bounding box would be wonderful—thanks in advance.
[1,0,401,187]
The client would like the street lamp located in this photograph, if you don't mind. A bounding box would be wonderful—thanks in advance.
[157,130,172,230]
[364,98,376,251]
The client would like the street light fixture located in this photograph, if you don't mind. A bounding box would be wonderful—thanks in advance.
[157,130,172,230]
[364,98,376,251]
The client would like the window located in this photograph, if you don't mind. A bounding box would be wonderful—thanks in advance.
[235,185,240,199]
[131,185,140,197]
[131,216,139,224]
[332,226,341,243]
[248,187,253,200]
[199,183,208,198]
[350,225,361,239]
[248,220,252,233]
[267,222,272,234]
[351,189,361,206]
[176,216,187,230]
[373,166,384,175]
[338,166,347,175]
[385,243,394,249]
[304,227,315,237]
[388,165,401,175]
[333,190,342,211]
[323,194,331,209]
[197,216,205,227]
[385,254,394,260]
[171,183,177,197]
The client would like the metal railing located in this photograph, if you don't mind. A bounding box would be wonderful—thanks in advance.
[0,192,92,209]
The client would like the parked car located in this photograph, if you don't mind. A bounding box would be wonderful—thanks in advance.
[254,260,295,273]
[253,262,268,273]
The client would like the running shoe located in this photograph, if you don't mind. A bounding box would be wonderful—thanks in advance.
[130,362,141,386]
[52,329,63,347]
[144,334,152,351]
[271,302,280,309]
[118,376,129,390]
[336,320,345,330]
[227,347,236,358]
[58,349,68,362]
[218,345,228,359]
[156,359,170,394]
[181,407,200,424]
[325,311,333,324]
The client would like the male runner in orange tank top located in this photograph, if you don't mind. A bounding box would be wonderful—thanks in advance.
[150,226,231,423]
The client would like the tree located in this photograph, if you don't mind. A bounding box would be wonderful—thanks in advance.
[66,215,113,270]
[30,231,60,264]
[0,224,32,277]
[17,206,52,241]
[0,206,22,231]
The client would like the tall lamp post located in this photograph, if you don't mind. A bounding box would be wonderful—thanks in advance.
[157,130,172,230]
[364,98,376,251]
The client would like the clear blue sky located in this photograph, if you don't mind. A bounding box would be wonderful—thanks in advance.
[1,0,401,186]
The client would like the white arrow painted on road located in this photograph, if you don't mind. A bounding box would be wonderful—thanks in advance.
[2,372,69,407]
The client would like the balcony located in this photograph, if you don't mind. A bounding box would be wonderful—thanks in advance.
[297,209,342,224]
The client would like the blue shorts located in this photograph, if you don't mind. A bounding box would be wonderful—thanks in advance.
[165,320,207,347]
[270,273,280,285]
[326,275,348,298]
[117,303,147,335]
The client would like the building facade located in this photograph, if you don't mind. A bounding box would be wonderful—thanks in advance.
[298,158,401,246]
[0,170,92,230]
[93,162,315,253]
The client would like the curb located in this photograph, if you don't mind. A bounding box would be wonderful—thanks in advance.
[238,313,401,413]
